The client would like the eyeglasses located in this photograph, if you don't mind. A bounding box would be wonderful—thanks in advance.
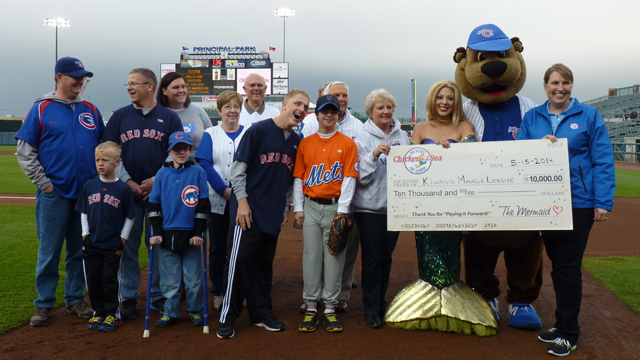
[63,74,87,82]
[124,82,150,87]
[222,104,241,111]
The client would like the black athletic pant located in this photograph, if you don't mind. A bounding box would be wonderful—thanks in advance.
[354,212,400,317]
[219,226,278,325]
[208,204,230,296]
[542,208,594,344]
[83,238,123,318]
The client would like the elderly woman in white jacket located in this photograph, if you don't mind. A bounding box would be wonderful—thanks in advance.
[352,89,410,329]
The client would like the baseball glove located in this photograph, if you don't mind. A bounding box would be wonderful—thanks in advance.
[327,213,353,256]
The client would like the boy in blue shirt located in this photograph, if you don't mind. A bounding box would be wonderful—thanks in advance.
[149,132,211,327]
[75,141,136,332]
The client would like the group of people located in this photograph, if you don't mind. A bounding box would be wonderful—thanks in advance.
[17,55,614,357]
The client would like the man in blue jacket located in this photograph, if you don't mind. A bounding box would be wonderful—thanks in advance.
[16,57,103,326]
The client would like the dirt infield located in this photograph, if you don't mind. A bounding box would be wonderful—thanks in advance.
[1,197,639,360]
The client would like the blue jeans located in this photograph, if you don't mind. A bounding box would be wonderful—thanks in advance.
[157,245,203,318]
[34,189,86,308]
[119,205,162,302]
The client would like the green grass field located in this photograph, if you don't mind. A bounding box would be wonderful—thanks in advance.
[0,146,17,152]
[614,169,640,198]
[0,155,36,194]
[583,257,640,315]
[0,204,149,335]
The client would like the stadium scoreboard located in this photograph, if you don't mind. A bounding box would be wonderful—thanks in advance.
[161,46,289,98]
[177,67,212,95]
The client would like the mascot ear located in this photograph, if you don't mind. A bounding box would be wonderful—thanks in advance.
[511,37,524,53]
[453,47,466,63]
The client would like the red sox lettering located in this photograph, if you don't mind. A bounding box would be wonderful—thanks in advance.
[119,129,165,143]
[259,152,295,171]
[87,193,121,208]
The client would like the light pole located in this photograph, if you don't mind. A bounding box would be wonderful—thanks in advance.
[44,18,70,63]
[274,8,294,62]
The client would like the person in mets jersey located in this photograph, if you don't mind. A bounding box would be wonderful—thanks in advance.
[293,95,359,333]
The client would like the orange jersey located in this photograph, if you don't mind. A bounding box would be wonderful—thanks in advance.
[293,132,359,199]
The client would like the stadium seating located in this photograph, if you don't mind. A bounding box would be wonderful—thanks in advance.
[588,93,640,118]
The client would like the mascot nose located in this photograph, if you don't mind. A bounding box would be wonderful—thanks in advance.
[481,61,508,78]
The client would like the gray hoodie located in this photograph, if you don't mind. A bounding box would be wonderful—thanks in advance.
[352,117,409,214]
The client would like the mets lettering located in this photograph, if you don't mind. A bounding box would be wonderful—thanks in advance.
[87,193,121,208]
[119,129,165,143]
[259,152,295,171]
[305,161,344,187]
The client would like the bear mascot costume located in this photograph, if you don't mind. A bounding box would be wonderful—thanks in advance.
[453,23,544,330]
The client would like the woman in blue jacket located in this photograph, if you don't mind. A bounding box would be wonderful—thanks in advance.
[518,63,615,357]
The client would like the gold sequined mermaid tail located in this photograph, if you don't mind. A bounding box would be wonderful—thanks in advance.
[385,231,497,336]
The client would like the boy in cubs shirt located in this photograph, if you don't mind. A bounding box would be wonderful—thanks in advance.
[293,95,359,332]
[149,131,211,328]
[75,141,135,332]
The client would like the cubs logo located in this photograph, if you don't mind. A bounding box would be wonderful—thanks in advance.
[182,185,199,207]
[479,29,494,38]
[78,113,96,130]
[508,126,520,139]
[183,121,196,134]
[569,123,582,130]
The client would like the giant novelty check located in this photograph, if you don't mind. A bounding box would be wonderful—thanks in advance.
[387,139,573,231]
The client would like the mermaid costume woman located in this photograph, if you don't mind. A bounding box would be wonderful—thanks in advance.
[384,138,497,335]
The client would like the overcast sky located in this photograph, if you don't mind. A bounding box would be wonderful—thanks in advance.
[2,0,640,119]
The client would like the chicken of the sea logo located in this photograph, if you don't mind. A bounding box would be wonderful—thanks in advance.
[182,185,199,207]
[393,147,442,175]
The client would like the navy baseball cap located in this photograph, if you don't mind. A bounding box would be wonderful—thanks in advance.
[55,57,94,77]
[467,24,512,51]
[168,131,193,150]
[316,95,340,112]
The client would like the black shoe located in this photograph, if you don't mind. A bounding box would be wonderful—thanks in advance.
[217,323,235,339]
[547,337,577,356]
[538,327,559,343]
[298,311,319,332]
[253,317,285,332]
[323,312,343,333]
[150,298,166,314]
[335,300,348,312]
[120,299,137,319]
[365,314,382,329]
[155,315,177,328]
[298,303,307,314]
